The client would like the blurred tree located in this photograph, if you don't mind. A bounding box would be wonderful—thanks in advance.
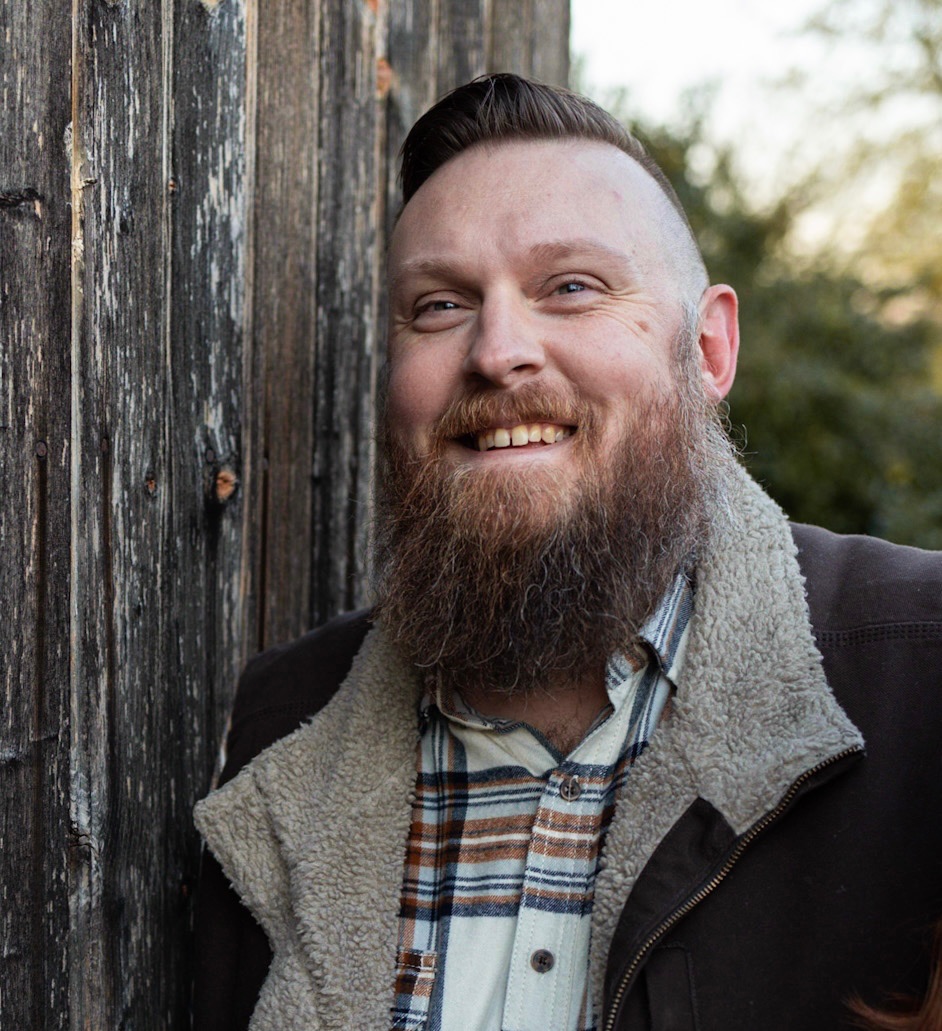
[797,0,942,321]
[804,0,941,112]
[637,111,942,548]
[575,0,941,547]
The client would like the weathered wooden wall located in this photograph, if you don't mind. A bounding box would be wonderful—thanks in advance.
[0,0,568,1026]
[1,2,73,1026]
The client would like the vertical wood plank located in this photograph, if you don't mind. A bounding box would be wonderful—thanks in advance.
[486,0,532,75]
[69,0,173,1024]
[382,0,440,233]
[249,0,322,648]
[526,3,569,87]
[488,0,570,87]
[311,0,381,627]
[0,0,72,1026]
[384,0,439,133]
[70,0,253,1020]
[169,0,251,1016]
[170,0,251,775]
[437,0,487,88]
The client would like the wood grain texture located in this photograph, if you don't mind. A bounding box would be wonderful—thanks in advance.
[249,0,322,648]
[69,0,175,1023]
[69,0,251,1023]
[2,0,569,1025]
[438,0,488,88]
[169,0,252,1017]
[0,0,72,1026]
[311,0,382,629]
[520,0,570,87]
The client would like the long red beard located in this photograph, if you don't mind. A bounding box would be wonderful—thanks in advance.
[373,352,733,700]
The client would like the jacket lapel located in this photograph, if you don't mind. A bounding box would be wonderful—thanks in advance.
[588,464,864,1009]
[199,628,423,1029]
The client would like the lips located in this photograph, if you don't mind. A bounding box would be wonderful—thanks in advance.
[473,422,574,452]
[432,386,585,455]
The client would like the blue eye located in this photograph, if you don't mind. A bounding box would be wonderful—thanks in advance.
[411,297,465,330]
[557,281,586,294]
[418,299,458,314]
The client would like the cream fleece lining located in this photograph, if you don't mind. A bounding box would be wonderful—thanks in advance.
[195,465,863,1030]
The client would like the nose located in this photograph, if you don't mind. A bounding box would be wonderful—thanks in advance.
[462,293,546,387]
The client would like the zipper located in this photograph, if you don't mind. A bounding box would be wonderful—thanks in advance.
[601,745,863,1031]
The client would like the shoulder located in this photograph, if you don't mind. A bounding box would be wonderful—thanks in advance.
[219,608,373,785]
[790,523,941,734]
[790,522,942,633]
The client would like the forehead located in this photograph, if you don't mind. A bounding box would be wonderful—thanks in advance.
[389,139,673,279]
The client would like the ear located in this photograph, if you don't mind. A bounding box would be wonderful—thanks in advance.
[696,284,739,400]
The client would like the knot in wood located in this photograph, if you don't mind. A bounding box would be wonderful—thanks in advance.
[214,467,238,503]
[376,58,393,98]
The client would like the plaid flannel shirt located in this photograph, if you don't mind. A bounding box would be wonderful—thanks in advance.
[392,571,694,1031]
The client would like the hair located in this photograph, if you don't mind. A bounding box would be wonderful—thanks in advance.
[398,73,707,292]
[848,921,942,1031]
[401,73,675,210]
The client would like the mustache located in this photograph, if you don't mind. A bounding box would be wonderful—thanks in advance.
[431,383,593,442]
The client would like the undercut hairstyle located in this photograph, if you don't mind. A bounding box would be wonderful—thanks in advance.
[398,73,707,290]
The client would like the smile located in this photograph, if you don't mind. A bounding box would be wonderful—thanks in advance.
[470,423,574,452]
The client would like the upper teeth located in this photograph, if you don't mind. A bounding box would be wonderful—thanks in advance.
[476,423,572,452]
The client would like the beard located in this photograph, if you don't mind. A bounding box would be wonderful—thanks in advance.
[373,317,736,701]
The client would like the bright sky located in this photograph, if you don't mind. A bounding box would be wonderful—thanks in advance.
[570,0,852,202]
[572,0,818,118]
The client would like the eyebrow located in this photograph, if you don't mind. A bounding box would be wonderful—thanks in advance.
[526,239,639,274]
[389,239,640,292]
[388,258,470,293]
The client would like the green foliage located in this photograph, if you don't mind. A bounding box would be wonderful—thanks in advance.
[637,119,942,549]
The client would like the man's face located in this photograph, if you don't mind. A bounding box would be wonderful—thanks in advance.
[385,138,706,519]
[377,138,737,698]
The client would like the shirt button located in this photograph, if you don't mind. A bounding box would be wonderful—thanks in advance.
[530,949,555,974]
[559,775,582,801]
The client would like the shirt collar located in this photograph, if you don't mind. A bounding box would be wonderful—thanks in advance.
[638,565,696,682]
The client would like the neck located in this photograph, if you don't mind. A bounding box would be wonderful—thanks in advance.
[460,668,610,757]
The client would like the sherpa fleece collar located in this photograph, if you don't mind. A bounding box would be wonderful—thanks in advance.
[194,465,863,1031]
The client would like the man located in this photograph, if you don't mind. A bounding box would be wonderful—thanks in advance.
[193,75,942,1030]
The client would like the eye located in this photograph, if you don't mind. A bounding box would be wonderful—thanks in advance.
[544,277,600,308]
[554,281,588,295]
[411,295,467,332]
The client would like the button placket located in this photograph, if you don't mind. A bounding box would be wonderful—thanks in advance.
[503,770,592,1031]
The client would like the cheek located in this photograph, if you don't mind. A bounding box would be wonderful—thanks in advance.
[562,348,668,410]
[557,315,671,387]
[385,358,446,440]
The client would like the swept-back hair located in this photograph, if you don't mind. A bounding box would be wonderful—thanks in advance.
[398,72,691,238]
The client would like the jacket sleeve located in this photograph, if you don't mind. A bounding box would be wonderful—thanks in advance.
[191,610,372,1031]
